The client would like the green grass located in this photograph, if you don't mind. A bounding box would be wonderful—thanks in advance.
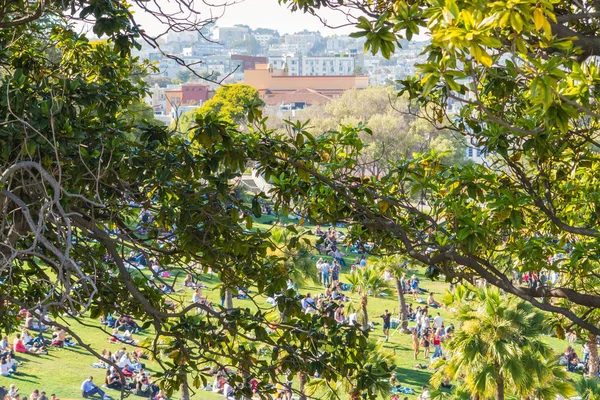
[0,228,580,399]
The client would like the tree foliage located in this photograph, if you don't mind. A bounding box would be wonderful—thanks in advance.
[0,7,392,400]
[273,0,600,337]
[431,287,573,400]
[286,86,467,175]
[177,84,264,132]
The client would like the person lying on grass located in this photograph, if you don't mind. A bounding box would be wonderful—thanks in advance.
[108,328,137,345]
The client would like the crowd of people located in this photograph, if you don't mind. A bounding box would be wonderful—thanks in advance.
[0,384,59,400]
[561,342,600,376]
[5,214,577,400]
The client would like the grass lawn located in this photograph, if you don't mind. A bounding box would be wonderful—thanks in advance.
[0,220,582,399]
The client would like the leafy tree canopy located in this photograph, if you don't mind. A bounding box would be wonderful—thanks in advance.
[0,6,391,400]
[177,84,264,132]
[272,0,600,338]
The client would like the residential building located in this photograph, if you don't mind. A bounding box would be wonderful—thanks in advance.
[301,55,355,76]
[466,147,487,164]
[244,64,368,110]
[231,55,268,71]
[254,34,274,47]
[282,32,320,55]
[216,26,248,44]
[164,83,210,116]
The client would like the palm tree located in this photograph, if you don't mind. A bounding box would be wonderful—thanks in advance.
[575,376,600,400]
[588,333,599,378]
[373,255,414,333]
[347,266,393,331]
[305,340,394,399]
[431,287,574,400]
[270,227,318,285]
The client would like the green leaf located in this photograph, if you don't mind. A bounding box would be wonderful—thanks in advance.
[510,12,524,33]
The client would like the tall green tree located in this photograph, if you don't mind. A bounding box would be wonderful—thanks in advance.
[431,287,573,400]
[177,83,264,132]
[291,86,467,176]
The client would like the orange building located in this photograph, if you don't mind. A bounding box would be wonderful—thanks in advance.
[244,64,368,108]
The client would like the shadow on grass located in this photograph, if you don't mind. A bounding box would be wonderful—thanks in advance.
[394,366,431,388]
[64,346,92,355]
[7,372,38,384]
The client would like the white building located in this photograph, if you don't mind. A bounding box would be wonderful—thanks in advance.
[254,34,274,47]
[466,147,487,164]
[280,32,320,55]
[301,56,355,76]
[216,27,248,44]
[267,54,356,76]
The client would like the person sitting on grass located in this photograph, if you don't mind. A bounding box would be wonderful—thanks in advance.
[80,376,106,398]
[427,293,441,308]
[119,351,142,375]
[333,247,346,266]
[565,346,580,372]
[24,313,46,333]
[13,334,45,355]
[21,329,33,347]
[134,369,149,391]
[104,369,123,390]
[8,384,19,400]
[50,327,65,347]
[1,356,11,376]
[183,273,197,288]
[29,389,40,400]
[301,293,317,313]
[417,386,431,400]
[134,368,159,397]
[115,315,141,333]
[38,391,48,400]
[6,354,17,375]
[0,336,11,356]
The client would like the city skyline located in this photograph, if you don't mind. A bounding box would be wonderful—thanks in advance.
[131,0,357,36]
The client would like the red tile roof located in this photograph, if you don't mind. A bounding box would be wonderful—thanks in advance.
[262,88,337,106]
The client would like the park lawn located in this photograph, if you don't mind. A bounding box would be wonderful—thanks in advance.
[0,226,580,399]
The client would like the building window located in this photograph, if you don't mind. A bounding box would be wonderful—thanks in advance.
[468,148,473,157]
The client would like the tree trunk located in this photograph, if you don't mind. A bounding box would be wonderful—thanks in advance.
[495,370,505,400]
[298,371,307,400]
[589,333,599,378]
[361,294,369,331]
[225,288,233,309]
[180,372,190,400]
[395,277,409,332]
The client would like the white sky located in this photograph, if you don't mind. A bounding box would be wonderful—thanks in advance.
[129,0,358,36]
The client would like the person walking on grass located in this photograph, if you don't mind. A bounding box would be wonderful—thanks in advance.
[412,327,420,360]
[321,260,330,288]
[380,309,392,342]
